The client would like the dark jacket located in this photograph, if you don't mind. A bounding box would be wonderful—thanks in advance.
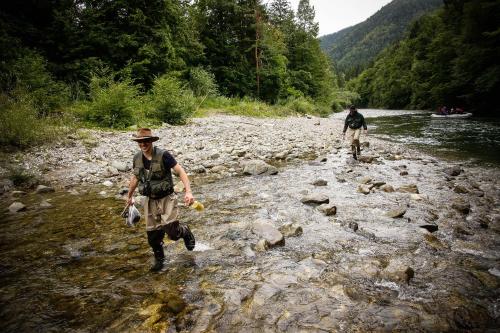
[343,111,367,132]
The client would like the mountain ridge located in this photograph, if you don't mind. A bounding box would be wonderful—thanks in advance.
[320,0,443,77]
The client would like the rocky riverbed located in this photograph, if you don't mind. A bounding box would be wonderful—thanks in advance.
[1,114,499,332]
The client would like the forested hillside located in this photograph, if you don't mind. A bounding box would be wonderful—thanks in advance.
[320,0,442,80]
[0,0,347,147]
[349,0,500,115]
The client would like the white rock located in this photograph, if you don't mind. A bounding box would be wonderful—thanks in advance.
[9,202,26,213]
[36,185,55,194]
[103,180,113,187]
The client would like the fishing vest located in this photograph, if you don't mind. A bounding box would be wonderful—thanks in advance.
[133,147,174,199]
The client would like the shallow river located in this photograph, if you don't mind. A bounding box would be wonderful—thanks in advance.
[344,109,500,165]
[1,111,499,332]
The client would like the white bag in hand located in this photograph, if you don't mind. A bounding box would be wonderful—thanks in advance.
[121,204,141,226]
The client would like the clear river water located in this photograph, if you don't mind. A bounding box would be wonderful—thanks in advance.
[349,109,500,166]
[1,110,499,332]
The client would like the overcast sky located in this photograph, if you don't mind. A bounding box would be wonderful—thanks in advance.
[288,0,393,36]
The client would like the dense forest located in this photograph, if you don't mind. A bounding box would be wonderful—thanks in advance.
[348,0,500,114]
[320,0,442,81]
[0,0,348,147]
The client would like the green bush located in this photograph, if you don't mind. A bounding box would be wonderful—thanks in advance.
[149,75,196,125]
[5,165,40,188]
[74,75,141,128]
[0,92,63,148]
[283,96,316,115]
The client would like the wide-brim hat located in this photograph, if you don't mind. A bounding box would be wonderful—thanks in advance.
[131,128,159,142]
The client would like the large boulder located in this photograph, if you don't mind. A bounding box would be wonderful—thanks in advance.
[252,219,285,247]
[242,160,278,176]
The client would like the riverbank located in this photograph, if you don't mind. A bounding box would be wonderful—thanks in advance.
[1,114,499,331]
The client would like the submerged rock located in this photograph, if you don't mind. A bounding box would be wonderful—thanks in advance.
[454,185,469,194]
[452,200,471,215]
[381,261,415,284]
[444,166,462,176]
[242,160,278,176]
[252,219,284,247]
[39,200,53,209]
[279,223,303,237]
[348,221,359,232]
[36,185,55,194]
[419,224,438,233]
[9,202,26,213]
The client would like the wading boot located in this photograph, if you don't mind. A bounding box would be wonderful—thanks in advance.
[150,248,165,272]
[150,258,164,272]
[181,225,196,251]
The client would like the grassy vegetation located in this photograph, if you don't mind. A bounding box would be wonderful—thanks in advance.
[0,92,73,148]
[4,165,40,189]
[0,63,355,150]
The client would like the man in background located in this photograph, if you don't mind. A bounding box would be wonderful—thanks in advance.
[342,105,368,160]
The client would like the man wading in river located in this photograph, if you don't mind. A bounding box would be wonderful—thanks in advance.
[342,105,368,160]
[126,128,196,272]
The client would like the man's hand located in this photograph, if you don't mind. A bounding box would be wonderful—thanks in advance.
[184,191,194,206]
[341,132,346,140]
[126,196,135,207]
[364,129,368,135]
